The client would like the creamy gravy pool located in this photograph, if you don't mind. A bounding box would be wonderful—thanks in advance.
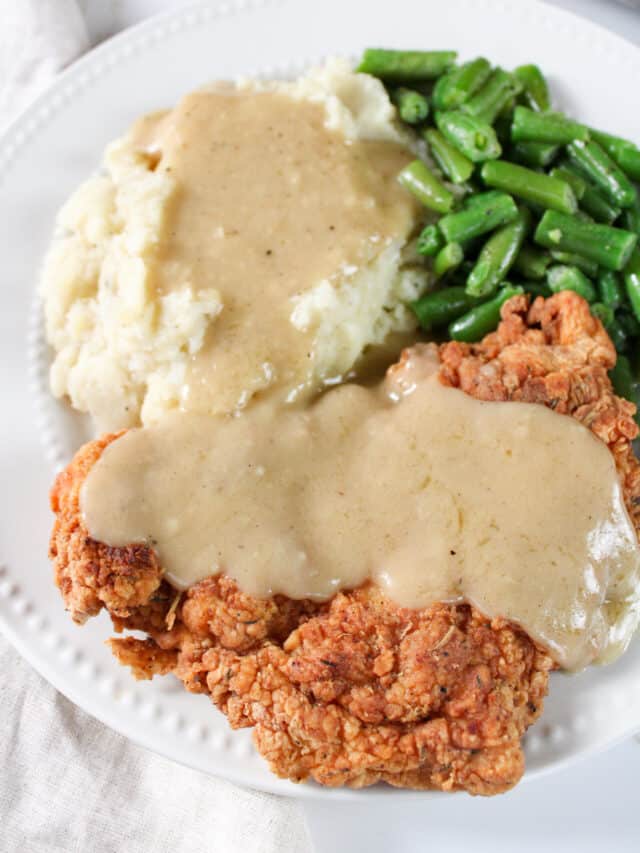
[82,346,640,671]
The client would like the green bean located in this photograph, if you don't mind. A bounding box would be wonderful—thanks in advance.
[624,343,640,379]
[410,286,479,331]
[391,87,429,124]
[438,191,518,244]
[466,207,530,297]
[547,265,597,301]
[550,251,599,278]
[435,111,502,163]
[534,210,637,271]
[510,141,559,169]
[581,183,621,225]
[434,242,464,277]
[549,167,586,201]
[494,112,513,149]
[432,57,492,110]
[623,249,640,324]
[555,162,618,221]
[520,280,551,300]
[597,270,625,309]
[398,160,454,214]
[514,64,550,112]
[617,308,640,339]
[357,49,456,82]
[449,284,524,341]
[462,69,521,125]
[609,355,638,413]
[590,302,615,330]
[449,260,475,287]
[566,140,637,209]
[612,147,640,184]
[590,129,640,182]
[513,244,551,280]
[424,128,473,184]
[511,107,589,145]
[481,160,577,214]
[609,320,630,353]
[621,196,640,234]
[416,224,445,257]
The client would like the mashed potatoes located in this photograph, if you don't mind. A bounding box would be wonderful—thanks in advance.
[42,60,426,429]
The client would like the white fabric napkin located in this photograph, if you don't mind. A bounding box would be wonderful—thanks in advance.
[0,2,311,851]
[0,0,88,130]
[0,638,310,853]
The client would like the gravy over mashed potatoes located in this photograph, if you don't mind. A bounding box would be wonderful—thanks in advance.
[42,60,424,429]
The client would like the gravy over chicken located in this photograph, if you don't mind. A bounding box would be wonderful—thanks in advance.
[81,345,640,671]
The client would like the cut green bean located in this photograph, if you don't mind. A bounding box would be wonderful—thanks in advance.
[424,128,474,184]
[617,309,640,339]
[494,112,513,149]
[590,302,614,329]
[597,270,625,309]
[449,284,524,342]
[609,355,639,416]
[462,68,521,125]
[438,191,518,244]
[534,210,637,271]
[435,111,502,163]
[510,141,559,168]
[590,129,632,161]
[357,49,457,81]
[609,321,629,353]
[550,251,599,278]
[391,87,429,124]
[556,163,619,222]
[410,286,479,331]
[432,57,492,110]
[580,184,621,224]
[466,207,530,297]
[624,249,640,324]
[434,242,464,277]
[547,265,597,302]
[612,147,640,184]
[481,160,577,214]
[398,160,454,214]
[416,224,445,256]
[511,107,589,145]
[514,64,550,112]
[590,129,640,182]
[620,195,640,234]
[566,140,637,209]
[549,167,586,201]
[520,280,552,300]
[513,244,551,279]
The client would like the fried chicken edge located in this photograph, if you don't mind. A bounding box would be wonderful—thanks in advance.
[48,292,640,795]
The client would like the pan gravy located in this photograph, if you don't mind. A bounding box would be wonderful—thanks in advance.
[130,88,416,413]
[82,346,640,671]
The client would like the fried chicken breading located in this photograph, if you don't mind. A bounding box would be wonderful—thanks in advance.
[48,292,640,795]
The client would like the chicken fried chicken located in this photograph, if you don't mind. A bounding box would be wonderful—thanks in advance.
[48,291,640,795]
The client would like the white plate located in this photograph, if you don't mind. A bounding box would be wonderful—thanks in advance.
[1,0,640,799]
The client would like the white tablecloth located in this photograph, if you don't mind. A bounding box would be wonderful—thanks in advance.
[2,3,640,852]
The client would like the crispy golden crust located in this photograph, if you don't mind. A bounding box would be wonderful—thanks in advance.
[48,292,640,795]
[439,292,640,528]
[49,432,163,624]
